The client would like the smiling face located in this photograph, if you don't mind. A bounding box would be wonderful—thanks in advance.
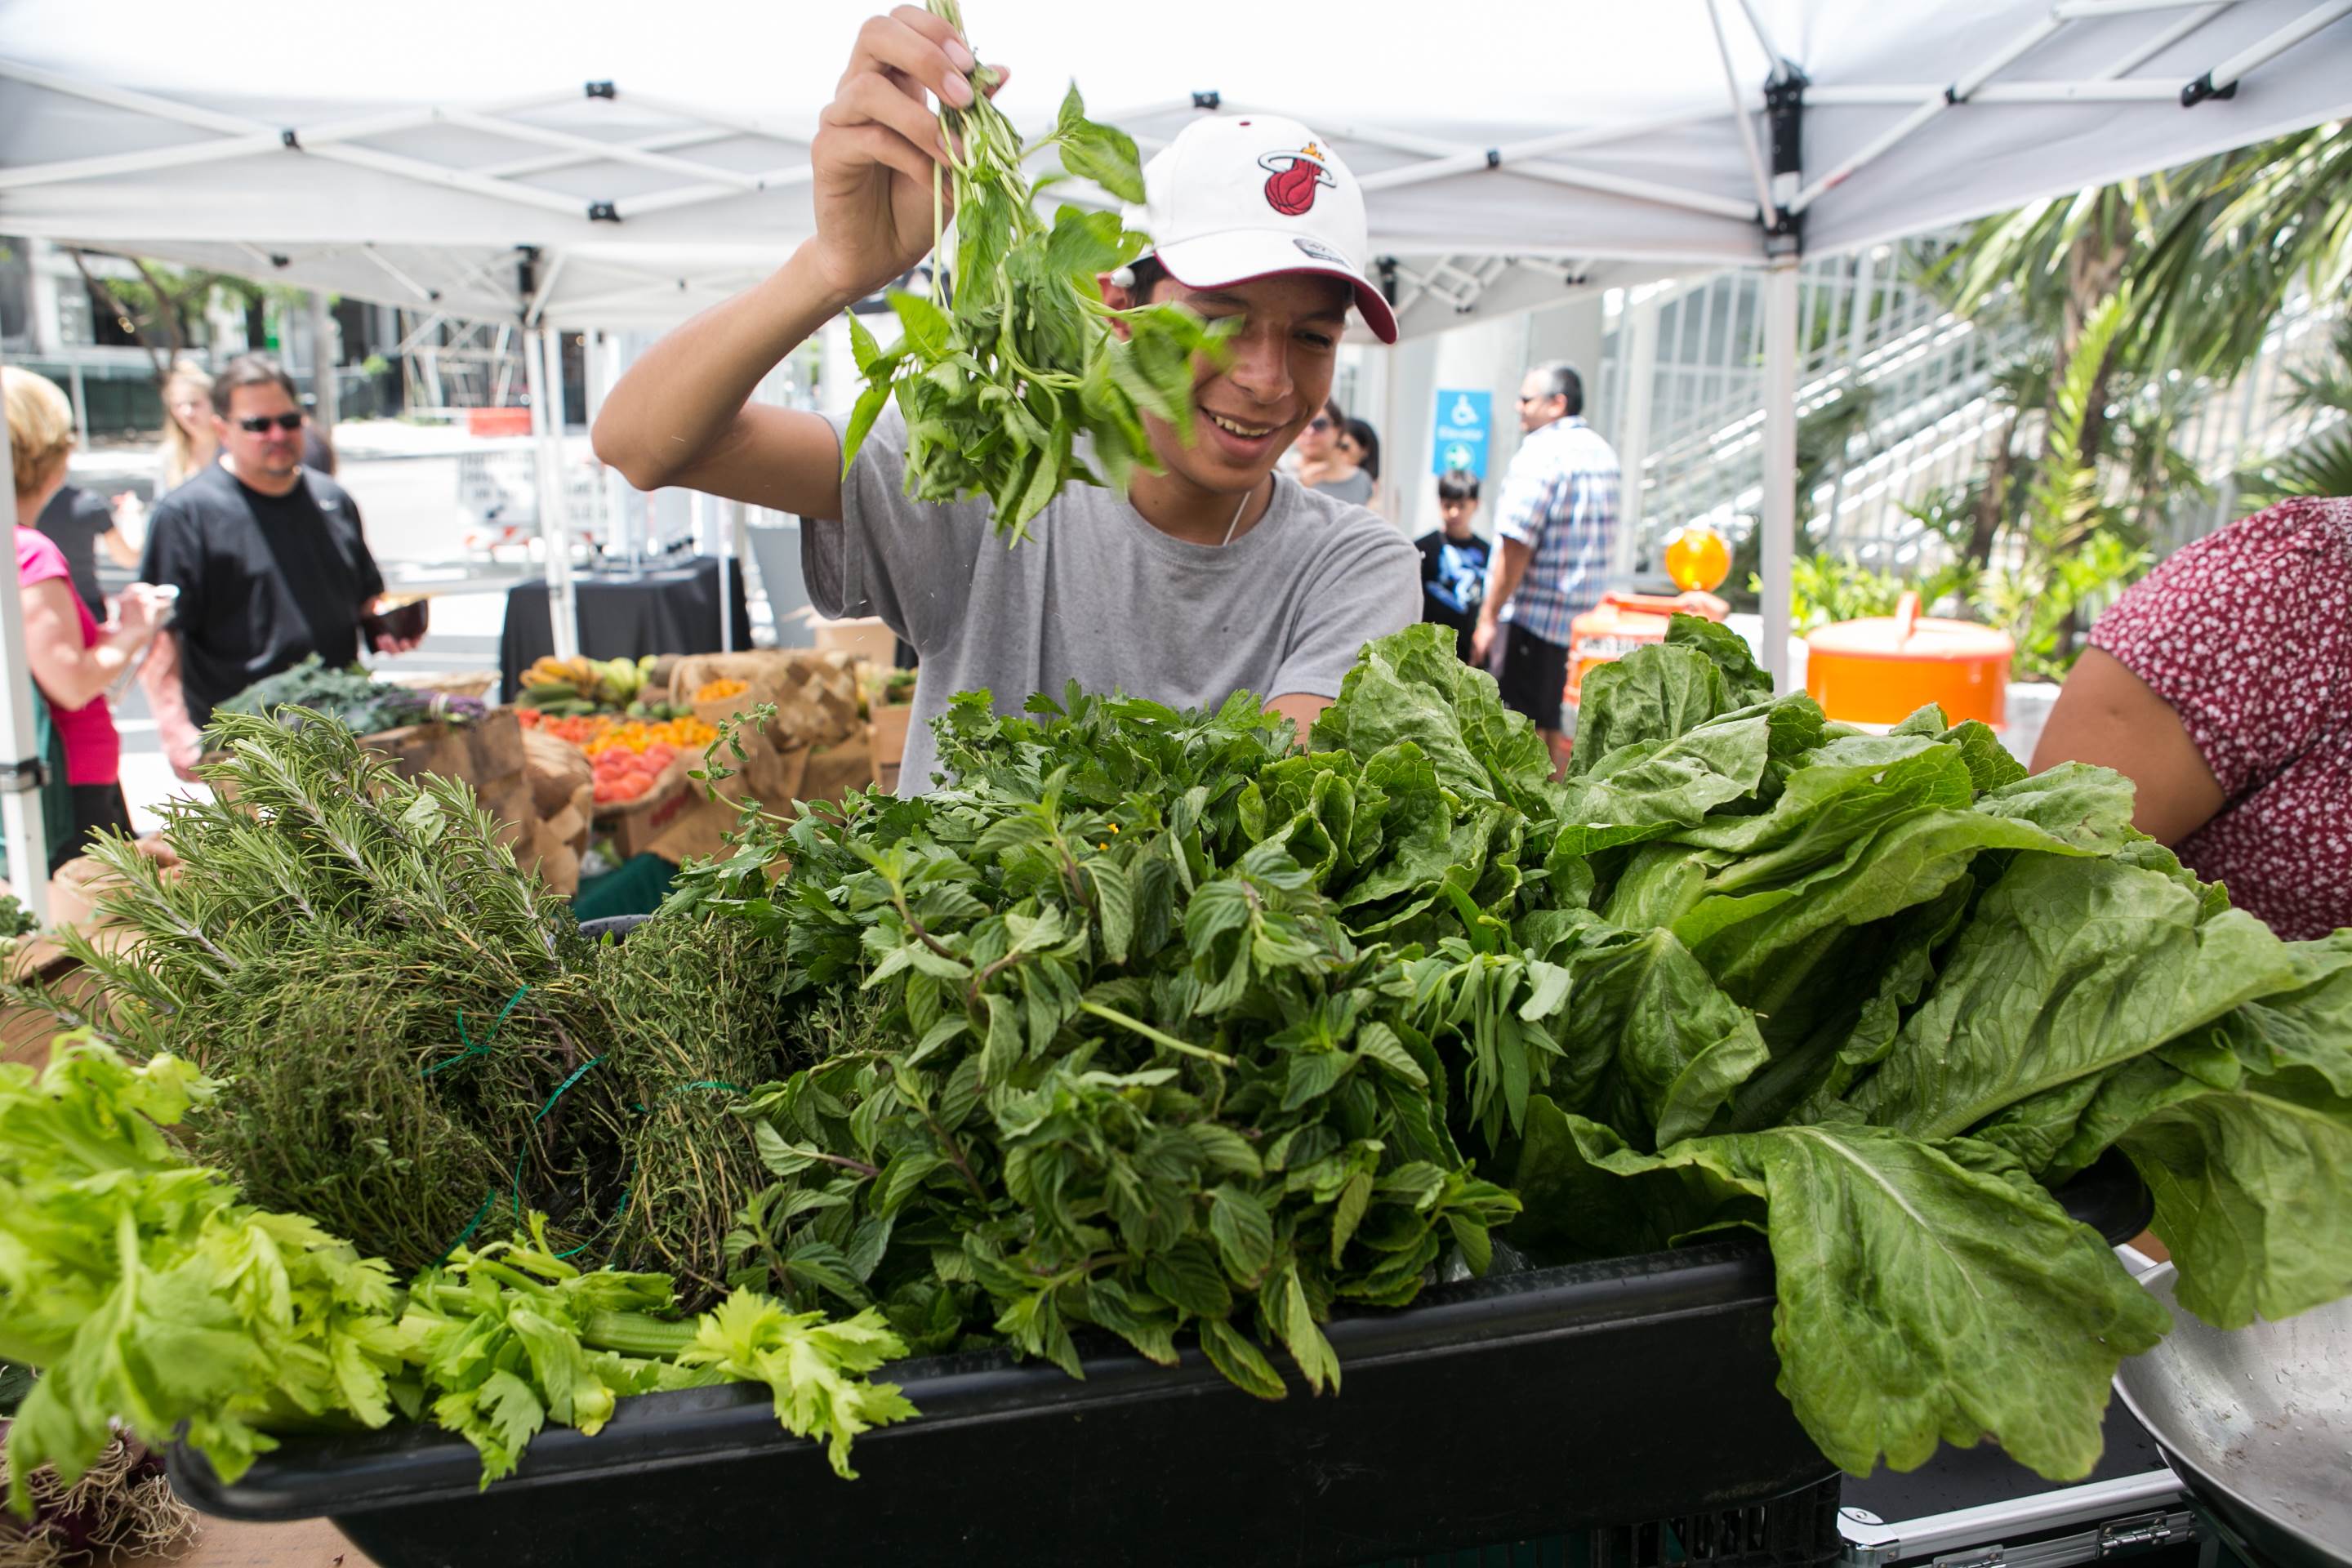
[1105,271,1352,498]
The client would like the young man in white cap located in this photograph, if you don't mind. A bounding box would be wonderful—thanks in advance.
[593,7,1414,793]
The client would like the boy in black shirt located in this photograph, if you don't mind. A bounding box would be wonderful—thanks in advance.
[1415,470,1491,662]
[138,354,413,774]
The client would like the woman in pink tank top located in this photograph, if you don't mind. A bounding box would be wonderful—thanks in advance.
[8,368,167,874]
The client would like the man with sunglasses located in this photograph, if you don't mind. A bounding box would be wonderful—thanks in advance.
[138,354,412,775]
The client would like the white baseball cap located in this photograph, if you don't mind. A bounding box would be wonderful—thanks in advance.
[1121,114,1399,345]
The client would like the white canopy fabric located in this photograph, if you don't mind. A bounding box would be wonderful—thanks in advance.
[3,0,2347,332]
[2,0,2349,901]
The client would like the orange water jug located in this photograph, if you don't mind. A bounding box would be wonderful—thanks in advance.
[1566,590,1730,706]
[1805,592,2013,727]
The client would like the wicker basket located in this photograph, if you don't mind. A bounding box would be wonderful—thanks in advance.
[378,670,501,702]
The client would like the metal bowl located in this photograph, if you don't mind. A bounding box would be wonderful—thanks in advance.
[2112,1263,2352,1568]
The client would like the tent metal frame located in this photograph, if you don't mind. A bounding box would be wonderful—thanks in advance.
[3,0,2347,884]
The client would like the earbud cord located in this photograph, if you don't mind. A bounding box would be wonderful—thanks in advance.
[1222,478,1261,548]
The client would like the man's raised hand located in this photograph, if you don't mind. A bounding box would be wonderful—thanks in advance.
[805,7,1010,305]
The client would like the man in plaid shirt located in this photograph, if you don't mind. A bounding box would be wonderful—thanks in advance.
[1472,362,1621,768]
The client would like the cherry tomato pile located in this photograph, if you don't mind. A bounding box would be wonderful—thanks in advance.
[592,742,679,804]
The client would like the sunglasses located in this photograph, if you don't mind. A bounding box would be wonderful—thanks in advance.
[236,412,305,434]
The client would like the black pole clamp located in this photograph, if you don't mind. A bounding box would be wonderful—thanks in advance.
[1762,66,1808,249]
[1,756,50,796]
[2180,72,2238,107]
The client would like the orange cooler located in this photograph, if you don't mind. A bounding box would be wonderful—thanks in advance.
[1566,590,1730,706]
[1805,592,2012,727]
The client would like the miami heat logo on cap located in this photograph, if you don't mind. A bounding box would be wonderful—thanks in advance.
[1257,141,1338,216]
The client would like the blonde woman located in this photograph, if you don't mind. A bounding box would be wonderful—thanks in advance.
[7,368,166,871]
[158,359,218,492]
[105,359,216,561]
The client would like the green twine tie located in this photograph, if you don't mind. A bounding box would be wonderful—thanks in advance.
[421,986,533,1077]
[430,1067,742,1267]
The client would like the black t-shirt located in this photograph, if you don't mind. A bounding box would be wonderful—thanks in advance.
[139,463,385,725]
[34,484,116,619]
[1415,528,1491,662]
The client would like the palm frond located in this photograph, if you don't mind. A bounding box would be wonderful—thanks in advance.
[2235,422,2352,512]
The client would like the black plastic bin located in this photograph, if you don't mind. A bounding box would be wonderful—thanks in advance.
[171,1150,2150,1567]
[175,915,2153,1565]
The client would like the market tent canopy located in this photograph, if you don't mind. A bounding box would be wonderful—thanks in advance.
[2,0,2347,333]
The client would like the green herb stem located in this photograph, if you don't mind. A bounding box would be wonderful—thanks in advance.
[1077,1001,1236,1067]
[581,1310,698,1361]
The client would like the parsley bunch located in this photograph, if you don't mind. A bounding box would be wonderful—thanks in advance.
[0,1039,915,1499]
[839,0,1237,542]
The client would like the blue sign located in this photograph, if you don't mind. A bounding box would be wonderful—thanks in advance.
[1429,388,1492,478]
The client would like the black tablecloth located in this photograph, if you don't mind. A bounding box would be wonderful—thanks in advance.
[500,555,753,702]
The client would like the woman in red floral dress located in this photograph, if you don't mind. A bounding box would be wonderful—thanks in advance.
[2033,497,2351,941]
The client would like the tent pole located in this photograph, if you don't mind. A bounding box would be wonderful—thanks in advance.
[716,492,735,655]
[0,350,54,917]
[308,290,339,439]
[541,323,582,644]
[524,322,578,662]
[1611,289,1659,580]
[2189,0,2352,101]
[1760,258,1799,693]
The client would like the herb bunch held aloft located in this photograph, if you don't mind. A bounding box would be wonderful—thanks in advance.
[840,0,1237,542]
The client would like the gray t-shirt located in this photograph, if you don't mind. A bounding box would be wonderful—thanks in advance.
[1310,470,1375,506]
[808,409,1419,793]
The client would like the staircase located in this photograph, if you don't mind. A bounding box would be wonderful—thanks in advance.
[1599,242,2340,572]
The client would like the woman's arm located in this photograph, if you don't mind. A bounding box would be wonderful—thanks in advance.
[20,578,153,711]
[2030,646,2227,844]
[137,631,205,779]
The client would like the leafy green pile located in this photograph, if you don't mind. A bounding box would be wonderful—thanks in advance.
[7,621,2348,1494]
[0,1038,913,1501]
[838,0,1236,541]
[217,655,486,735]
[679,618,2350,1483]
[1487,618,2352,1480]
